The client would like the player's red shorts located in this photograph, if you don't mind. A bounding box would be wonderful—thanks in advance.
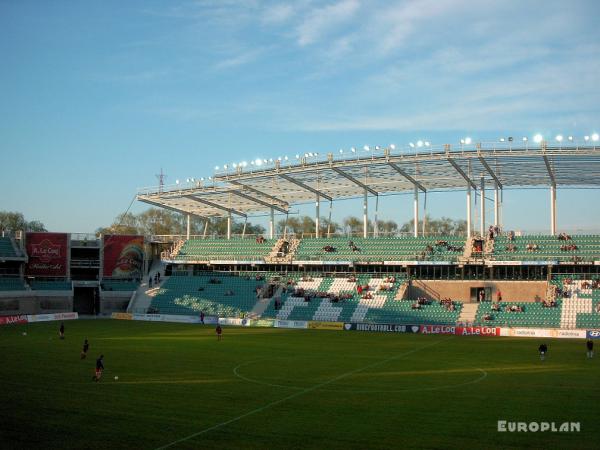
[96,369,103,377]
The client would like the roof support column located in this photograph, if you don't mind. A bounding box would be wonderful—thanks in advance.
[186,214,191,240]
[363,188,368,238]
[550,185,557,236]
[227,212,232,240]
[480,176,486,237]
[494,182,499,228]
[315,194,320,238]
[374,195,379,237]
[203,220,208,238]
[269,208,274,239]
[413,186,419,238]
[466,185,472,239]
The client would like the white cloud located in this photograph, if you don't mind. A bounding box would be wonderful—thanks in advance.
[262,4,295,25]
[296,0,360,46]
[213,48,264,70]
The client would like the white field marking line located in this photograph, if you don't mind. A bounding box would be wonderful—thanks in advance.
[233,360,488,394]
[154,337,453,450]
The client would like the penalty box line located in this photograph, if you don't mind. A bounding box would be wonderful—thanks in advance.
[154,336,453,450]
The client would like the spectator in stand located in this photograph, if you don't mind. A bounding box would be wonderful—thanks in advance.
[497,290,502,302]
[478,290,485,303]
[508,230,515,241]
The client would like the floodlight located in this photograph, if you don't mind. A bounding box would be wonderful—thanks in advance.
[351,147,356,152]
[363,145,370,151]
[424,141,430,146]
[241,162,247,167]
[389,144,396,150]
[186,178,190,183]
[175,179,180,184]
[375,145,380,151]
[555,135,563,142]
[215,166,219,170]
[464,137,472,145]
[522,137,528,142]
[592,133,599,142]
[409,142,415,148]
[417,140,423,147]
[295,154,300,159]
[268,158,273,163]
[232,163,237,168]
[533,134,543,143]
[255,158,263,166]
[263,159,268,164]
[584,135,590,141]
[339,149,344,154]
[460,139,465,144]
[568,136,573,141]
[499,138,505,142]
[284,156,289,160]
[200,177,204,181]
[223,164,228,169]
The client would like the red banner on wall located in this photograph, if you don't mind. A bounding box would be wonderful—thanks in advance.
[0,314,28,325]
[454,326,501,336]
[103,235,144,278]
[420,325,501,336]
[420,325,456,335]
[26,232,68,276]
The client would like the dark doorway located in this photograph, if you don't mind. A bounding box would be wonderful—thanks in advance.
[73,287,99,315]
[470,287,492,302]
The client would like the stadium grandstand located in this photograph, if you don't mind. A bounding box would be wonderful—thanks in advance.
[3,140,600,331]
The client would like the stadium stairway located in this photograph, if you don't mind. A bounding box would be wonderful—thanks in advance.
[127,260,167,313]
[251,285,283,317]
[457,302,479,324]
[559,280,593,329]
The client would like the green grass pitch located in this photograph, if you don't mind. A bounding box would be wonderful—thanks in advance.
[0,320,598,449]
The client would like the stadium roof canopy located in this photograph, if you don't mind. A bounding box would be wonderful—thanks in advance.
[137,142,600,220]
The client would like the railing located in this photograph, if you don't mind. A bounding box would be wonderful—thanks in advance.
[71,232,99,242]
[411,279,442,301]
[70,259,100,268]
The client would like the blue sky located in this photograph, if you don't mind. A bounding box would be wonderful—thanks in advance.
[1,0,599,233]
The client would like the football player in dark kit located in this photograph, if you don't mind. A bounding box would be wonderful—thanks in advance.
[587,340,594,359]
[59,323,65,340]
[538,343,548,361]
[216,324,222,341]
[81,339,89,359]
[93,355,104,381]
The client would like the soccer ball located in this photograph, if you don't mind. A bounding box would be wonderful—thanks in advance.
[114,376,119,380]
[22,332,27,336]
